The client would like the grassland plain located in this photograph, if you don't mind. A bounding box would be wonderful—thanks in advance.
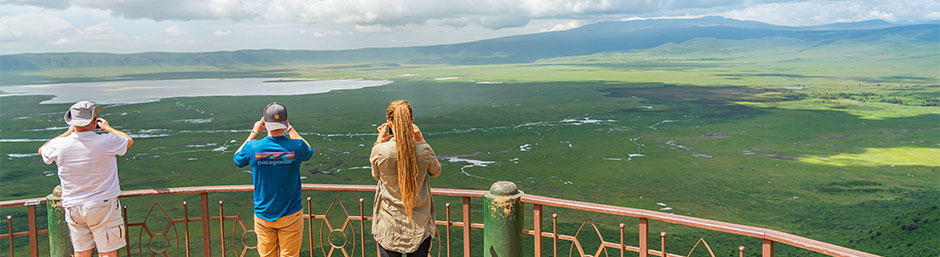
[1,36,938,256]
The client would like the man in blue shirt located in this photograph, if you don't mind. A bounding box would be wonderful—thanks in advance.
[234,102,312,257]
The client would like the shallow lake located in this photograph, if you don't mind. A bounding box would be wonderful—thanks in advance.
[0,78,393,104]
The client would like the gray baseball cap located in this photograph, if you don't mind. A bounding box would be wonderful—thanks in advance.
[64,101,102,126]
[263,102,289,130]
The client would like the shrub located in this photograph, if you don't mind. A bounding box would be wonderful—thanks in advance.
[900,223,918,231]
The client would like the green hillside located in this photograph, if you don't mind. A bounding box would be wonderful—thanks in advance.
[2,17,937,82]
[849,205,940,256]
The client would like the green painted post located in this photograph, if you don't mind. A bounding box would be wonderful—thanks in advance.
[46,186,73,257]
[483,181,524,257]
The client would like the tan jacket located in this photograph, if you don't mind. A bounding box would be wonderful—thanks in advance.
[370,138,442,252]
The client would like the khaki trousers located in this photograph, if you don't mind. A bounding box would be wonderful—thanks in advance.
[254,210,303,257]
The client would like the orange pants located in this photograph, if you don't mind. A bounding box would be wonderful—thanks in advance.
[254,210,303,257]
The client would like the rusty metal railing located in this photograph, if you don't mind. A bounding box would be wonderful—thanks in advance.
[1,201,47,257]
[0,184,879,257]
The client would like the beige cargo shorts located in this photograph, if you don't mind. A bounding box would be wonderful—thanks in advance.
[64,198,126,252]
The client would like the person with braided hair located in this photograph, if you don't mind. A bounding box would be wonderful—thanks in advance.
[370,100,442,256]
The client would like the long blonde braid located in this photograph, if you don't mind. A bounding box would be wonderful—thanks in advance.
[387,100,419,218]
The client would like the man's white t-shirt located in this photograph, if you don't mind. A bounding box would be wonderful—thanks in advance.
[41,131,128,207]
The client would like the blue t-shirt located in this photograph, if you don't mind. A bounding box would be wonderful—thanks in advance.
[233,136,313,221]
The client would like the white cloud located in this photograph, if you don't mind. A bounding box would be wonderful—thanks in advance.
[2,0,938,54]
[212,29,232,36]
[310,30,341,37]
[0,12,72,41]
[478,15,530,29]
[165,25,184,36]
[4,0,757,29]
[865,8,898,22]
[2,0,69,9]
[46,22,143,46]
[927,10,940,19]
[298,29,343,37]
[3,0,258,21]
[4,0,939,31]
[540,20,581,32]
[620,14,705,22]
[354,24,392,33]
[81,23,118,37]
[49,37,76,46]
[77,23,133,40]
[720,0,940,26]
[262,0,557,29]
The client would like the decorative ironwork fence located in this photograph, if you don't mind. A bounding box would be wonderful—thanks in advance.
[0,184,879,257]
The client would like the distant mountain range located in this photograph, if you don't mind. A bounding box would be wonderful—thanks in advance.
[1,16,937,72]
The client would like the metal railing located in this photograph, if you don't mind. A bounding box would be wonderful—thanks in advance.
[0,184,879,257]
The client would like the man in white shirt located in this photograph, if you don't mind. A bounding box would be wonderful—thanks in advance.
[38,101,134,257]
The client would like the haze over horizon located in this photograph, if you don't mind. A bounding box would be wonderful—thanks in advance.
[1,0,938,54]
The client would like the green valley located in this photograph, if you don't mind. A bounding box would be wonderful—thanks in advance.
[1,17,937,257]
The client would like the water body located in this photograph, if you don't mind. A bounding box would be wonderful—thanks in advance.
[0,78,393,105]
[446,157,497,181]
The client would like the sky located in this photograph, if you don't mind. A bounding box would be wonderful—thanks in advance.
[0,0,937,54]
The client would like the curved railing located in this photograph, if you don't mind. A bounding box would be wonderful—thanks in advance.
[0,184,879,257]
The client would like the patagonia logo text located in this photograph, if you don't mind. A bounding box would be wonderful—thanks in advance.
[255,152,296,165]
